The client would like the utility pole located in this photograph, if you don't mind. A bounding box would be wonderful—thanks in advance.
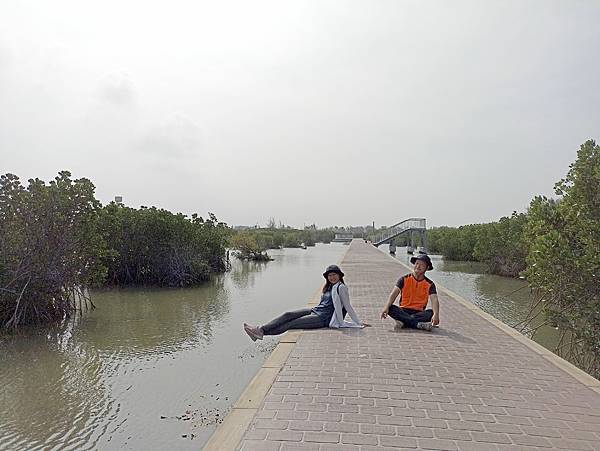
[372,220,376,243]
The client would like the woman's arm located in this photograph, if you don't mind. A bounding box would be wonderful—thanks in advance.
[329,283,345,328]
[339,284,362,326]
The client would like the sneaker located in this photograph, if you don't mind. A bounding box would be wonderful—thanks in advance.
[244,323,264,341]
[243,325,257,341]
[416,322,433,332]
[394,320,405,329]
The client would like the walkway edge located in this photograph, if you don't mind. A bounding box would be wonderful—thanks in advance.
[203,243,353,450]
[378,247,600,393]
[441,283,600,392]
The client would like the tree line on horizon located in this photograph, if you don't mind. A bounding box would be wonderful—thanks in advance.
[229,227,336,261]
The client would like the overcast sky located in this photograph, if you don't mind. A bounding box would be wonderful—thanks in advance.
[1,0,599,228]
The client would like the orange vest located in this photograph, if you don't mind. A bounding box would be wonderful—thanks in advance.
[398,274,435,311]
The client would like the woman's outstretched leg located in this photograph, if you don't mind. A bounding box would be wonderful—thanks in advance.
[244,308,315,340]
[261,308,313,334]
[264,312,325,335]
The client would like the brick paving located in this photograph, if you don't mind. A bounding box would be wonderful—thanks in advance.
[236,240,600,450]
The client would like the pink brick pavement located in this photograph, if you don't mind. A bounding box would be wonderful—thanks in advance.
[236,240,600,450]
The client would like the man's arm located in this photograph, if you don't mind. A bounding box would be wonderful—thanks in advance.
[380,286,400,319]
[430,293,440,326]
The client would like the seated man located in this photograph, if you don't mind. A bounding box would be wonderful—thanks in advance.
[380,254,439,331]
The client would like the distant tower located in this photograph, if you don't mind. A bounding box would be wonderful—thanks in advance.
[114,196,123,204]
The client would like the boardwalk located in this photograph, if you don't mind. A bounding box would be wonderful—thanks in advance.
[211,240,600,451]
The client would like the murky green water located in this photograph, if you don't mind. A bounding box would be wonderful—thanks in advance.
[0,243,348,450]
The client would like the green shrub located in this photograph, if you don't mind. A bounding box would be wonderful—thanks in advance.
[524,139,600,377]
[99,204,229,287]
[0,172,106,328]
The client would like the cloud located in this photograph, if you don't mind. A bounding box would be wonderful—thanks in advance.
[137,112,203,158]
[0,46,13,93]
[0,45,12,70]
[97,72,136,107]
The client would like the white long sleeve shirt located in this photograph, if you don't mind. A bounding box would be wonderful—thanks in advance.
[329,282,363,328]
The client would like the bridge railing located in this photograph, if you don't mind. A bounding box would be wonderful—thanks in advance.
[374,218,426,245]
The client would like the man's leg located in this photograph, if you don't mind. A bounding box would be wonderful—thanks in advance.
[388,305,419,328]
[412,309,433,323]
[265,312,325,336]
[411,309,434,331]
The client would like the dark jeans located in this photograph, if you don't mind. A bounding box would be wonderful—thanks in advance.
[388,305,433,329]
[261,308,327,336]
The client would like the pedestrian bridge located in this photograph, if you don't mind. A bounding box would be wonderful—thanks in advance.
[374,217,427,247]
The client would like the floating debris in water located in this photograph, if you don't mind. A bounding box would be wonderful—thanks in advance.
[166,405,230,427]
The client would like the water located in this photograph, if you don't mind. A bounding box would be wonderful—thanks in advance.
[0,243,348,450]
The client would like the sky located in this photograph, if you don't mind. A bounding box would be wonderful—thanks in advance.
[1,0,599,229]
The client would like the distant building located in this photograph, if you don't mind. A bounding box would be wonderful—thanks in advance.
[114,196,123,204]
[332,233,353,242]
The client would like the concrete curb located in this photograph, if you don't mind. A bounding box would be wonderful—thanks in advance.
[376,246,600,393]
[203,242,353,450]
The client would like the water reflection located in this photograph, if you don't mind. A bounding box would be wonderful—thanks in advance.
[229,260,269,291]
[474,274,531,324]
[1,337,109,450]
[86,280,230,357]
[1,278,232,451]
[436,259,489,275]
[0,243,348,450]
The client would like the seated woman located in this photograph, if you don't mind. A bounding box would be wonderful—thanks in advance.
[244,265,367,341]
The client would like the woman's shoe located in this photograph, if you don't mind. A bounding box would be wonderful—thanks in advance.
[243,324,257,341]
[244,323,264,341]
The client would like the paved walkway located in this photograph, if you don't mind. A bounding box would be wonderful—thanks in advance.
[235,240,600,450]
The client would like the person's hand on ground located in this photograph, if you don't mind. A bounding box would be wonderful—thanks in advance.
[380,308,388,319]
[431,314,440,326]
[362,322,372,327]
